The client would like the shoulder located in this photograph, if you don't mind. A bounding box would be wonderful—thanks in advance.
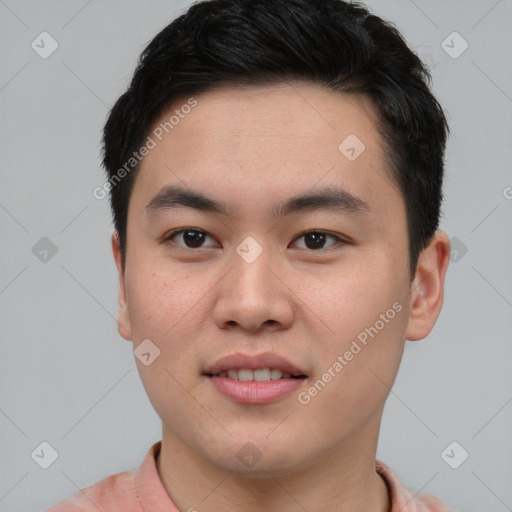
[376,460,456,512]
[43,468,138,512]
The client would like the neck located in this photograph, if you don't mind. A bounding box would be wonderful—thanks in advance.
[156,419,390,512]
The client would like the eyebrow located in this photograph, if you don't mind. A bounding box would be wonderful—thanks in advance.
[145,184,370,219]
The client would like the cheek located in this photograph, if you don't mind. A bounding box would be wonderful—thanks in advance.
[125,268,207,415]
[299,280,407,439]
[126,265,198,336]
[125,266,213,385]
[307,262,408,383]
[309,264,400,334]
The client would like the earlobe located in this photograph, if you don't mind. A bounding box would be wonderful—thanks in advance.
[111,231,133,341]
[405,230,451,341]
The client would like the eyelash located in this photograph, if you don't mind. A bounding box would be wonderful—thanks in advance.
[162,228,346,251]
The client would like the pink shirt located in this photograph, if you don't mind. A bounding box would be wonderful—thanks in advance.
[45,441,454,512]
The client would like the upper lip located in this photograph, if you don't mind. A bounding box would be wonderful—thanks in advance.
[203,352,308,377]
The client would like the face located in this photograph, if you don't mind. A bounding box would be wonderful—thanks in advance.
[112,81,446,476]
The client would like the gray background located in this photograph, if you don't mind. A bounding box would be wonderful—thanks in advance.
[1,1,511,511]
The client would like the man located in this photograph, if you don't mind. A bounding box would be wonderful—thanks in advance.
[47,0,453,510]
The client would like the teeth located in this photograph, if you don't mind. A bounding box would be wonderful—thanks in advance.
[216,368,291,381]
[238,369,254,381]
[254,368,271,381]
[270,369,283,380]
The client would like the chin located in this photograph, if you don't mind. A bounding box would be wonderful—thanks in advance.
[204,437,310,478]
[215,455,303,479]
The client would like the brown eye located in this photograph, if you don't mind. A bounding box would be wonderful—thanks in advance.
[163,229,344,251]
[292,231,343,250]
[164,229,217,249]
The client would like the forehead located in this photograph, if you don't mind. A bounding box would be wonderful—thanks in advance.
[132,81,401,222]
[155,82,382,157]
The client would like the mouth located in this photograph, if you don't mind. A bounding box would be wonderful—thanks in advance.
[205,368,308,381]
[202,352,308,404]
[202,352,308,380]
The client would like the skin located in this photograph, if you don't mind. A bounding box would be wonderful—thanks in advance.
[112,81,450,512]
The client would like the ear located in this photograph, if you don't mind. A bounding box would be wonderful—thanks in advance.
[405,230,451,341]
[111,231,133,341]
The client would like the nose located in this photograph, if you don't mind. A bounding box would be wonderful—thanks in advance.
[212,242,294,334]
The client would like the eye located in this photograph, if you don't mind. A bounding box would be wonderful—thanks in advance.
[163,228,218,249]
[163,228,345,251]
[291,230,344,250]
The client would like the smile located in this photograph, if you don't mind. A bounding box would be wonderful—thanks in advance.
[202,352,309,404]
[208,368,307,381]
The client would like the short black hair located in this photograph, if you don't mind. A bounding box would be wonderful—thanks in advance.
[102,0,449,279]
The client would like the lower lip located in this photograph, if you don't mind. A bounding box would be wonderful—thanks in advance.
[206,376,306,404]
